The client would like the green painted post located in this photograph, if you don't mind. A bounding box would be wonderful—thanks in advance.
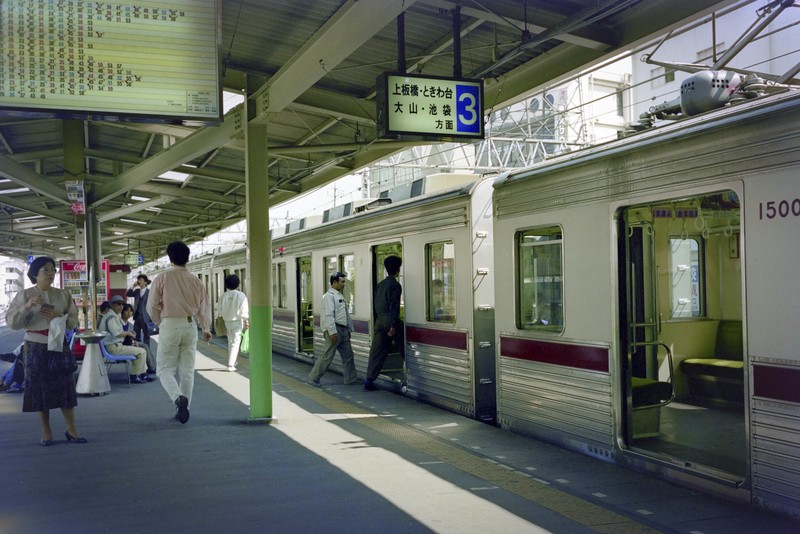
[245,104,273,421]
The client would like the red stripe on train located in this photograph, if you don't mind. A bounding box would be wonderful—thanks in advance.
[406,326,468,351]
[500,336,609,373]
[753,364,800,404]
[273,310,294,323]
[306,315,369,335]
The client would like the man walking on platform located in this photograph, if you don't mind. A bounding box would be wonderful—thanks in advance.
[307,271,359,387]
[364,256,403,391]
[147,241,212,424]
[218,274,249,372]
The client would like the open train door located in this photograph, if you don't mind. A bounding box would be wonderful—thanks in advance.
[296,256,314,355]
[618,192,746,480]
[371,242,405,387]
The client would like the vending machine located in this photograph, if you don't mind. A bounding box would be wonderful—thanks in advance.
[60,259,110,330]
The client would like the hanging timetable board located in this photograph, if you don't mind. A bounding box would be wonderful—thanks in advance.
[0,0,222,125]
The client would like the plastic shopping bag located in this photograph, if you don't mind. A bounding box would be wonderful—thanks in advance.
[240,329,250,354]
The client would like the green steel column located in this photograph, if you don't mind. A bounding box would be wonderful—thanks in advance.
[63,120,94,328]
[245,106,273,421]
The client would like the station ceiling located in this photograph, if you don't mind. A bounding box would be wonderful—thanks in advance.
[0,0,738,263]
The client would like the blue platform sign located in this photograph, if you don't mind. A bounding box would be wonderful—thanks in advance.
[455,84,481,135]
[27,255,34,264]
[377,73,484,140]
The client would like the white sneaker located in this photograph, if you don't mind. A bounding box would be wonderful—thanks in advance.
[228,366,237,372]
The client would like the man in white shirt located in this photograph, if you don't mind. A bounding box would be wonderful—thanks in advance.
[101,295,150,383]
[307,271,359,387]
[218,274,249,372]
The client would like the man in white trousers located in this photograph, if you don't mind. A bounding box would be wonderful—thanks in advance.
[218,274,249,372]
[147,241,212,424]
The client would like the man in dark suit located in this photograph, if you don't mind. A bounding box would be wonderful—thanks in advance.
[364,256,403,391]
[127,274,155,373]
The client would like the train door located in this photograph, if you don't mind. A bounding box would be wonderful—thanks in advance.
[371,243,404,383]
[235,267,247,294]
[619,191,746,479]
[297,256,314,354]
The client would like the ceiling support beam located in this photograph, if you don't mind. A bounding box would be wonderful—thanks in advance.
[0,155,70,204]
[100,219,241,242]
[0,196,74,223]
[97,195,177,222]
[251,0,420,120]
[91,108,243,206]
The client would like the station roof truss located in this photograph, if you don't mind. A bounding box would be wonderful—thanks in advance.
[0,0,738,262]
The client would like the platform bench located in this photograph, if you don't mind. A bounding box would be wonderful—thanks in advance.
[680,320,743,406]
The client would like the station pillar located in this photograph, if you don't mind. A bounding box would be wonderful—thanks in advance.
[245,107,273,421]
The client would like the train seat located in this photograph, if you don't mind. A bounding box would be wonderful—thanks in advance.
[631,377,673,439]
[632,377,673,407]
[680,320,743,406]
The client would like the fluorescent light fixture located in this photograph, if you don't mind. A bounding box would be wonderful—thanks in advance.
[15,215,45,221]
[59,245,75,250]
[35,226,59,231]
[111,241,128,246]
[0,187,30,194]
[113,231,125,235]
[145,207,162,213]
[131,195,151,201]
[119,218,148,225]
[158,171,190,182]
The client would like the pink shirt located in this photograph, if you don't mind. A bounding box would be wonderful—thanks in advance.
[146,265,211,333]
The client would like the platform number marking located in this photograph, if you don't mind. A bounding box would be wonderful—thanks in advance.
[456,84,480,134]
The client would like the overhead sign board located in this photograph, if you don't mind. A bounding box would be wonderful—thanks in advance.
[377,72,484,141]
[0,0,222,125]
[124,254,142,266]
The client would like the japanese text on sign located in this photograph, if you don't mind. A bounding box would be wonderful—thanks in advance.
[0,0,220,123]
[379,73,483,139]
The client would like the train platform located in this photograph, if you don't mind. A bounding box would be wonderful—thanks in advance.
[1,331,798,534]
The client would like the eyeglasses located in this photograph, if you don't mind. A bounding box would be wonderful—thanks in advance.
[39,268,58,274]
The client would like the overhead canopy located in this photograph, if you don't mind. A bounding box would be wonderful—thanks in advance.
[0,0,738,262]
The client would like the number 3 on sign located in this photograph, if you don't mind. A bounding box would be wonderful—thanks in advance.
[456,84,481,134]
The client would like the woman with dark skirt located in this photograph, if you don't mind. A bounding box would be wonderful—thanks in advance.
[6,257,85,446]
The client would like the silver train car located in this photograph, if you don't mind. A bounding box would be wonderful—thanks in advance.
[179,88,800,518]
[269,173,497,424]
[493,88,800,518]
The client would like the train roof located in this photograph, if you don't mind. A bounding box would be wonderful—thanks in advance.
[494,88,800,189]
[271,172,487,241]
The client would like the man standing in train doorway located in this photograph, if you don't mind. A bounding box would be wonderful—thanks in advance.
[307,272,359,387]
[364,256,403,391]
[147,241,212,424]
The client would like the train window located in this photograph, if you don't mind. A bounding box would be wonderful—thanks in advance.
[426,241,455,323]
[274,262,287,309]
[342,254,356,314]
[516,227,564,332]
[669,237,704,318]
[272,265,278,308]
[324,254,356,313]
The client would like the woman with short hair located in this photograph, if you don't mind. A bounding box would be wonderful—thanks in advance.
[6,256,85,446]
